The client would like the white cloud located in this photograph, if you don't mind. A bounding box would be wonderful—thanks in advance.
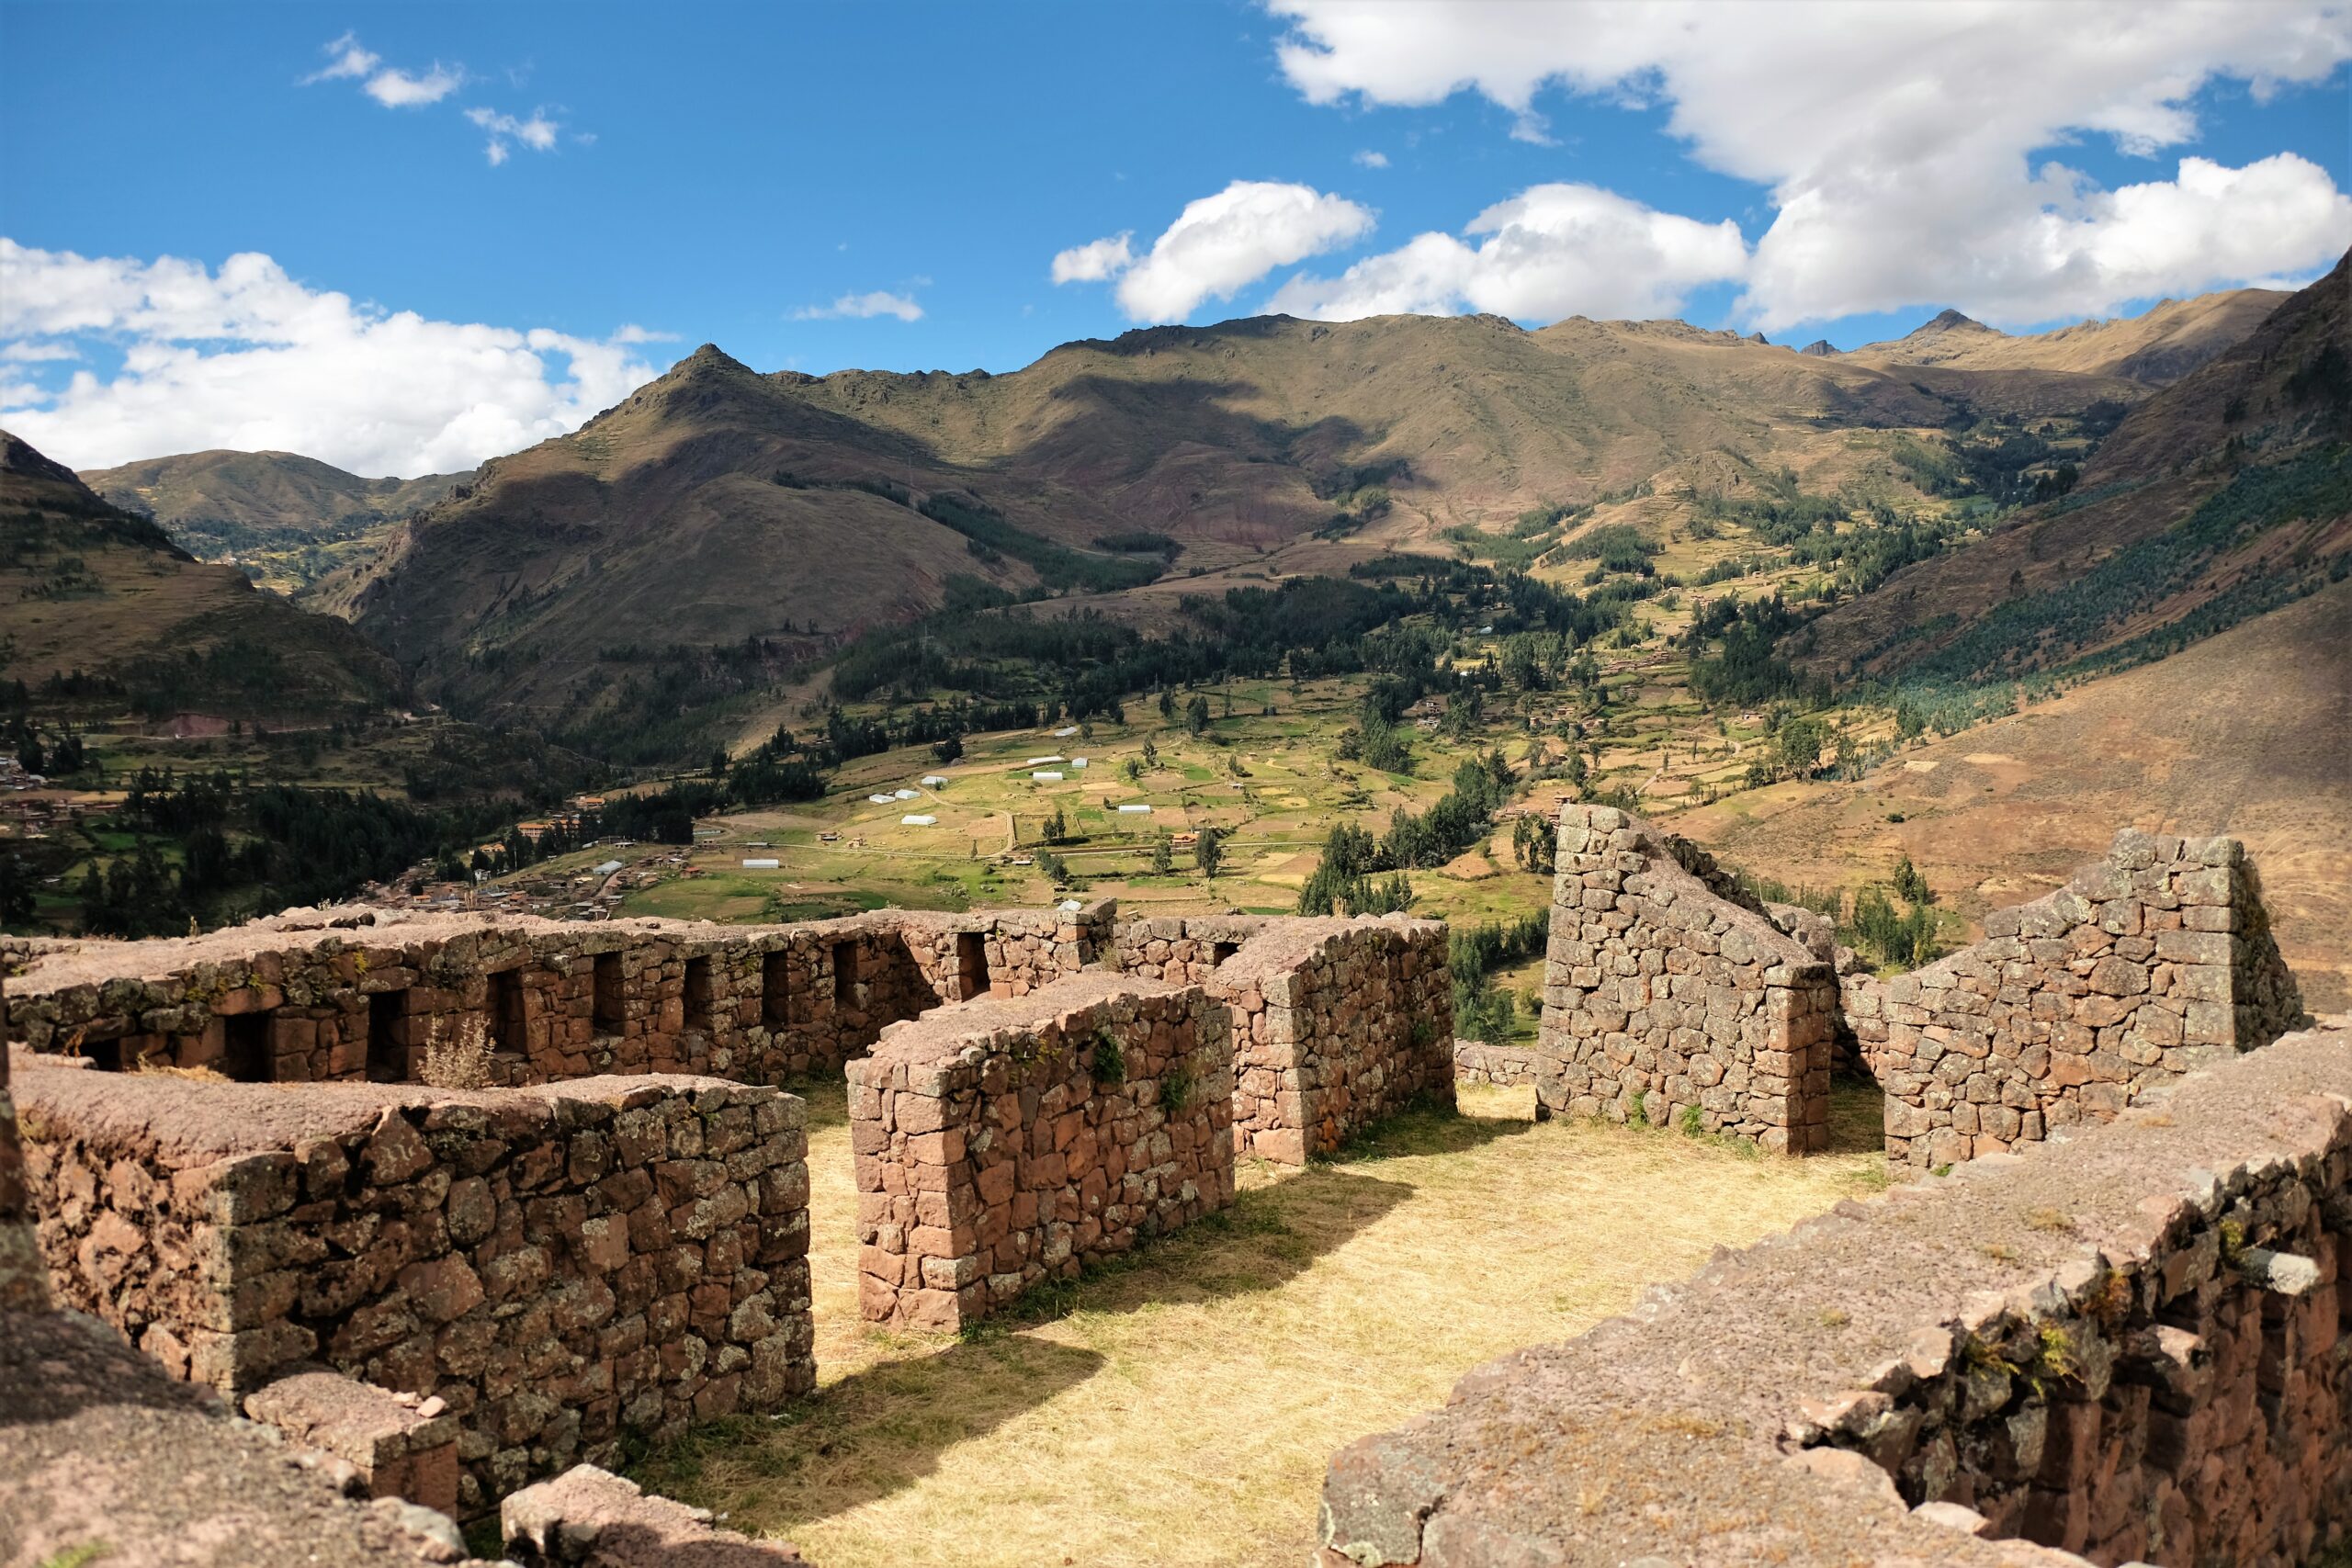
[1056,180,1376,322]
[1267,183,1747,321]
[0,239,662,476]
[1050,232,1135,284]
[465,107,561,164]
[364,62,464,107]
[304,31,379,84]
[792,290,925,321]
[0,341,78,363]
[1268,0,2352,329]
[1352,150,1389,169]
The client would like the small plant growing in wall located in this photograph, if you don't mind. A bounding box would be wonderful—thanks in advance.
[423,1014,492,1090]
[1161,1059,1195,1113]
[1091,1029,1125,1086]
[1678,1105,1703,1137]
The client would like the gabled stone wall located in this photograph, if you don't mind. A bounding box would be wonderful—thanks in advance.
[848,974,1234,1331]
[1317,1023,2352,1568]
[1111,914,1270,984]
[15,1056,815,1517]
[1846,829,2307,1170]
[1536,806,1837,1152]
[5,903,1113,1089]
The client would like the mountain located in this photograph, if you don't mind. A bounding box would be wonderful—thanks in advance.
[335,309,2170,741]
[80,449,473,534]
[1844,288,2293,386]
[1796,251,2349,684]
[77,450,475,595]
[0,430,407,725]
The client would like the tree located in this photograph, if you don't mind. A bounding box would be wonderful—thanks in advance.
[1141,737,1159,769]
[16,736,42,775]
[1194,825,1223,879]
[1158,689,1175,720]
[1122,757,1143,784]
[708,749,729,780]
[1151,831,1173,875]
[932,734,964,764]
[1184,694,1212,737]
[1892,854,1932,906]
[1041,805,1068,845]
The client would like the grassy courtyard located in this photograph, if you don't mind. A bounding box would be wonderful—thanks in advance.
[638,1080,1893,1568]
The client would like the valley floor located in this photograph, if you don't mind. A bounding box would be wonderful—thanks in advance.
[638,1079,1891,1568]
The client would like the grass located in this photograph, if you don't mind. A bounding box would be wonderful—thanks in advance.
[635,1078,1895,1567]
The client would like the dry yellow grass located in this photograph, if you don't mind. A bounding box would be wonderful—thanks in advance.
[639,1080,1894,1567]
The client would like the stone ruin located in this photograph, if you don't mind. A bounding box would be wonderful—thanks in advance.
[1534,805,1838,1151]
[850,973,1235,1330]
[14,1051,814,1516]
[3,800,2340,1566]
[1,897,1453,1551]
[1525,806,2308,1168]
[1847,828,2307,1170]
[1321,1020,2352,1566]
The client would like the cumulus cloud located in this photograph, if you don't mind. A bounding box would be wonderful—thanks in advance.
[1055,180,1375,322]
[1352,150,1389,169]
[0,239,662,476]
[1267,0,2352,329]
[1267,183,1747,321]
[792,290,925,321]
[464,107,561,164]
[364,62,464,107]
[1049,232,1135,284]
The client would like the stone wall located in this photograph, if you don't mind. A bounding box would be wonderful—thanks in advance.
[15,1056,815,1517]
[1535,805,1838,1152]
[1317,1022,2352,1568]
[848,973,1234,1331]
[503,1463,810,1565]
[0,978,45,1313]
[1111,914,1270,985]
[1846,829,2307,1170]
[1452,1038,1540,1088]
[1211,917,1453,1164]
[5,902,1112,1089]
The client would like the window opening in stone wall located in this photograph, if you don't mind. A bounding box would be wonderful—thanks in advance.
[1211,941,1241,968]
[488,968,525,1052]
[593,953,625,1034]
[222,1011,272,1082]
[833,942,859,1006]
[763,951,791,1028]
[367,990,408,1082]
[957,931,989,1000]
[684,956,713,1032]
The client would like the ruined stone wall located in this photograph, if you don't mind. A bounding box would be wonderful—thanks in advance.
[1847,829,2307,1170]
[1317,1023,2352,1568]
[0,978,46,1312]
[1211,917,1453,1164]
[1111,914,1270,985]
[848,973,1234,1332]
[1536,805,1837,1152]
[1452,1038,1540,1088]
[15,1056,815,1516]
[5,902,1112,1089]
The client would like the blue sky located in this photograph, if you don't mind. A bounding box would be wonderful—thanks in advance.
[3,1,2347,474]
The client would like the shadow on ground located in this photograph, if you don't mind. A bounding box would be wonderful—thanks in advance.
[632,1335,1107,1532]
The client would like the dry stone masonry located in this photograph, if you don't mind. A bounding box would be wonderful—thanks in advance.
[848,973,1234,1331]
[4,902,1114,1089]
[1847,829,2307,1170]
[1536,805,1838,1152]
[0,978,45,1313]
[14,1055,815,1517]
[1116,911,1453,1162]
[1319,1022,2352,1568]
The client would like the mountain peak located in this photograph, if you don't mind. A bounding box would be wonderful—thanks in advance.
[1799,339,1838,356]
[1917,308,1991,334]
